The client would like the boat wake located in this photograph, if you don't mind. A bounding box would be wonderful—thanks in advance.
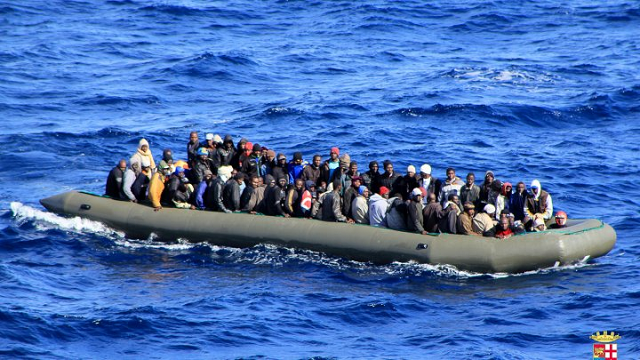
[10,203,595,279]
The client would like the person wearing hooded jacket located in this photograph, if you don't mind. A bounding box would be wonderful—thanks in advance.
[206,166,231,213]
[369,186,390,227]
[287,152,307,184]
[122,162,140,202]
[385,193,408,231]
[105,159,127,199]
[494,182,513,220]
[216,135,236,168]
[342,176,362,220]
[361,161,380,192]
[223,173,244,212]
[148,163,172,211]
[351,185,370,224]
[130,138,156,171]
[524,179,553,228]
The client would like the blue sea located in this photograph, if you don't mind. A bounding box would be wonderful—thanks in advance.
[1,0,639,358]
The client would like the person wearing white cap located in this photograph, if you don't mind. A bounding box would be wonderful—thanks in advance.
[398,165,419,200]
[418,163,441,205]
[407,187,427,235]
[473,204,497,235]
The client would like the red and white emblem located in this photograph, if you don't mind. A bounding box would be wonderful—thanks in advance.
[593,343,617,359]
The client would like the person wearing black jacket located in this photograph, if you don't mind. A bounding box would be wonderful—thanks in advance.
[205,171,229,213]
[240,143,262,179]
[265,176,288,217]
[216,135,236,168]
[342,176,362,220]
[105,159,127,199]
[374,160,401,196]
[284,178,305,217]
[362,161,380,193]
[223,173,245,211]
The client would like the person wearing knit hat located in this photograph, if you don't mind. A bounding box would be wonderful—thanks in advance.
[408,187,427,235]
[362,160,380,192]
[287,152,307,185]
[369,186,390,227]
[375,160,401,198]
[352,185,370,224]
[240,142,263,179]
[320,147,341,186]
[398,165,419,201]
[418,163,441,206]
[272,153,289,184]
[130,138,156,172]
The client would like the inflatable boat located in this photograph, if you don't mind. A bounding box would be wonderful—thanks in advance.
[40,191,616,273]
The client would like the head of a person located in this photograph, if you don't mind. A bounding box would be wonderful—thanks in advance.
[555,211,567,227]
[534,218,546,231]
[484,204,496,216]
[359,185,369,198]
[369,161,379,173]
[427,192,436,203]
[463,201,475,216]
[500,209,510,221]
[420,164,432,179]
[277,153,287,165]
[446,167,456,181]
[485,171,495,184]
[175,166,185,178]
[250,176,260,188]
[131,161,140,173]
[189,131,198,143]
[253,143,262,157]
[160,163,171,176]
[277,176,287,188]
[383,160,393,174]
[339,154,350,170]
[411,188,422,202]
[448,194,459,204]
[205,133,214,145]
[224,135,234,149]
[531,179,541,196]
[162,148,173,162]
[293,152,303,165]
[237,138,248,152]
[139,138,149,152]
[466,172,475,186]
[305,180,316,192]
[330,147,339,161]
[313,155,322,167]
[502,182,513,196]
[295,178,304,190]
[118,159,127,171]
[516,181,526,194]
[379,186,390,199]
[499,217,510,231]
[204,170,213,182]
[235,173,245,184]
[352,176,362,188]
[332,179,342,192]
[349,161,358,174]
[407,165,416,178]
[197,147,208,160]
[267,150,276,162]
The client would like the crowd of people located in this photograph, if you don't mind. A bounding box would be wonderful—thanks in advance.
[105,132,569,239]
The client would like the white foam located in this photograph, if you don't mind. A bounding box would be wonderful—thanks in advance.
[10,202,124,238]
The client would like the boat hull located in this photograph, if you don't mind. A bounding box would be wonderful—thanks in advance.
[40,191,617,273]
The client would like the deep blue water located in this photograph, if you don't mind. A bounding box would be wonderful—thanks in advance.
[1,0,640,358]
